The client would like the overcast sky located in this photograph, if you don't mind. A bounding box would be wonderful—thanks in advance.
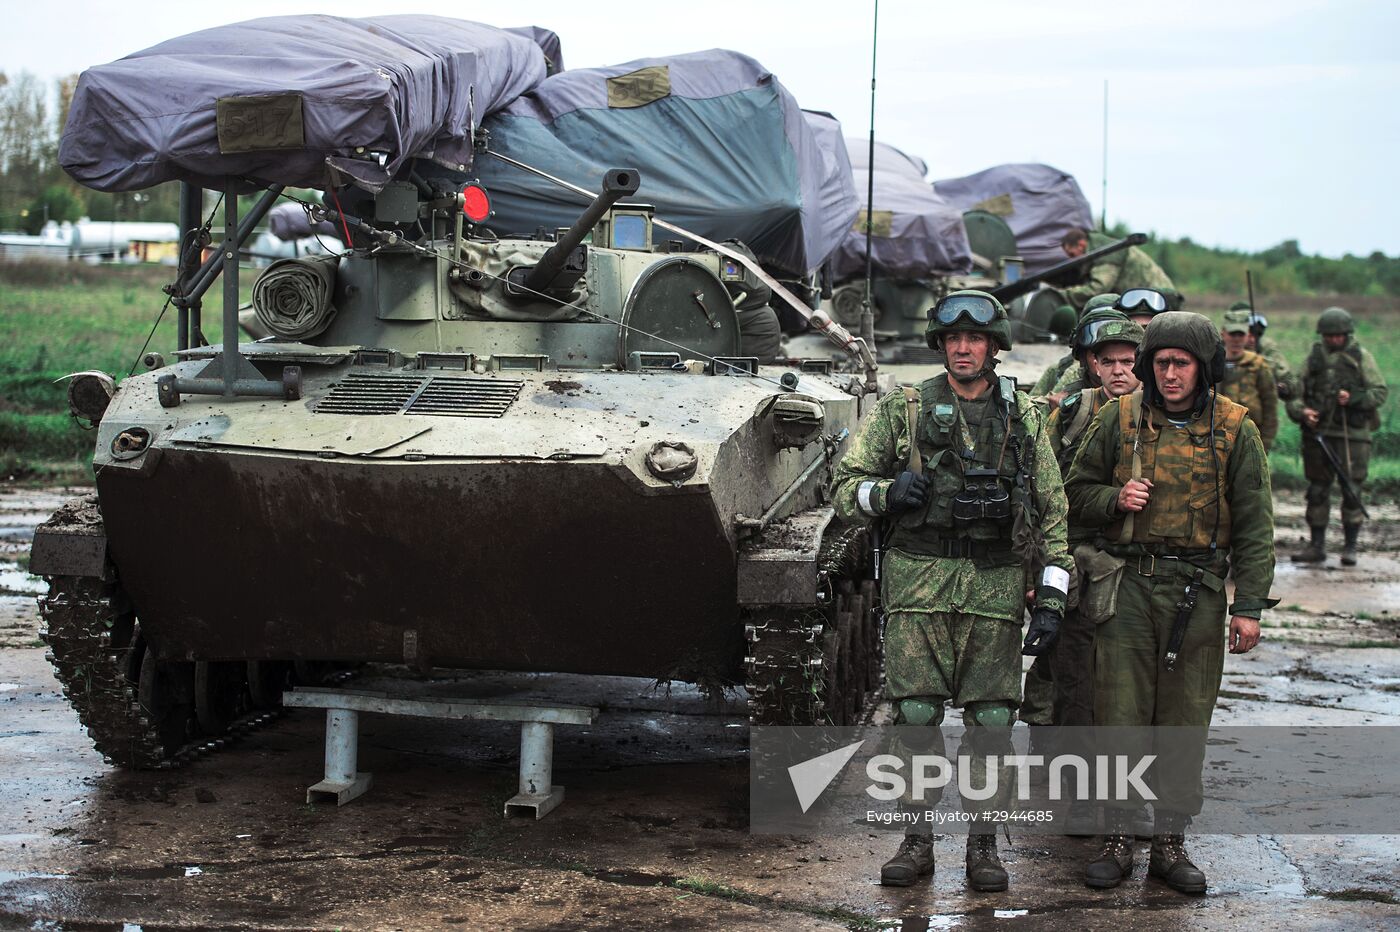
[4,1,1396,257]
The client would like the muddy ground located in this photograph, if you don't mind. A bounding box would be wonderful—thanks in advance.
[0,484,1396,930]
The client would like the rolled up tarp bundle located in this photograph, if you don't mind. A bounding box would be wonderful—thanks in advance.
[252,255,340,339]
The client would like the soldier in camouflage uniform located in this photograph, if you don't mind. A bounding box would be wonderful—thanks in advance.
[1286,307,1389,566]
[1065,312,1275,895]
[1031,293,1120,405]
[1020,314,1144,741]
[1059,229,1175,311]
[832,290,1073,892]
[1217,314,1279,450]
[1227,303,1296,400]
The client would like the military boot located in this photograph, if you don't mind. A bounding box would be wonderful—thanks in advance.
[1291,526,1327,563]
[879,833,935,886]
[1084,808,1135,889]
[965,829,1008,892]
[1341,524,1361,567]
[1148,813,1207,895]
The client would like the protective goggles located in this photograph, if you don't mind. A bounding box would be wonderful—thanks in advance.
[1250,314,1268,331]
[1116,288,1168,314]
[1077,317,1125,347]
[933,293,999,326]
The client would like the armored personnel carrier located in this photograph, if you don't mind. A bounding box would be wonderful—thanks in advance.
[33,16,887,769]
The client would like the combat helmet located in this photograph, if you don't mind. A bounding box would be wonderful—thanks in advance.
[1133,311,1225,389]
[926,290,1011,351]
[1317,306,1354,335]
[1071,297,1123,358]
[1082,312,1144,353]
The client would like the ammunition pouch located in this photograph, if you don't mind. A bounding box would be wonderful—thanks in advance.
[1073,543,1128,625]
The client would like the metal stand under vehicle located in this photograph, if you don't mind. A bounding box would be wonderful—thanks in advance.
[282,686,598,819]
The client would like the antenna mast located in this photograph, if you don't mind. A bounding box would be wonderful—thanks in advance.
[1100,79,1109,232]
[859,0,880,349]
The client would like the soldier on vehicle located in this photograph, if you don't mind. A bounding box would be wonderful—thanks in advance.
[1065,312,1275,895]
[1286,307,1389,566]
[1020,313,1145,751]
[1058,228,1175,311]
[1217,313,1279,451]
[1227,302,1295,400]
[832,290,1073,893]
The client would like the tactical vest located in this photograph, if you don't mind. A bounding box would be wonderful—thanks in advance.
[1304,342,1379,431]
[1218,350,1268,424]
[1108,390,1248,550]
[887,374,1036,567]
[1054,386,1108,473]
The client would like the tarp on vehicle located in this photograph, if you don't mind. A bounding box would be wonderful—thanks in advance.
[933,163,1093,274]
[829,138,971,281]
[59,15,550,194]
[462,49,859,276]
[505,26,565,74]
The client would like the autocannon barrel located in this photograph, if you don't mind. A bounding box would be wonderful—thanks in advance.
[521,168,641,295]
[989,232,1148,305]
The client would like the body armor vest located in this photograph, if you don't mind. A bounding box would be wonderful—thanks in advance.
[1218,351,1268,423]
[1108,389,1247,550]
[1304,342,1378,431]
[888,374,1035,566]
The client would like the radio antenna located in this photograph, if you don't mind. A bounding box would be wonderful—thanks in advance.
[859,0,880,348]
[1100,79,1109,231]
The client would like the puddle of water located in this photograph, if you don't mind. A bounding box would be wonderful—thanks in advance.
[0,871,64,883]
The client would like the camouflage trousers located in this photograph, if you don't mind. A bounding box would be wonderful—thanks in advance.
[884,612,1020,817]
[1303,434,1370,528]
[1094,565,1227,816]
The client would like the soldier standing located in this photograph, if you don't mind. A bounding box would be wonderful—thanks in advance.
[1031,293,1120,405]
[1286,307,1389,566]
[1228,302,1296,400]
[1217,314,1279,451]
[1065,312,1275,894]
[832,290,1073,892]
[1058,228,1175,311]
[1020,313,1145,746]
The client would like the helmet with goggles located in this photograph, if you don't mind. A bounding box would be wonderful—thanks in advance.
[1084,314,1144,352]
[1116,288,1169,317]
[925,290,1012,351]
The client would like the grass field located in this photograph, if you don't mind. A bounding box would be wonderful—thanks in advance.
[1,263,1397,494]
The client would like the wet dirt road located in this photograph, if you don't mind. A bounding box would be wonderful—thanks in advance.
[1,484,1397,930]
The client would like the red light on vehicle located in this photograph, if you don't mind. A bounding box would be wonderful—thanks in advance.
[462,184,491,223]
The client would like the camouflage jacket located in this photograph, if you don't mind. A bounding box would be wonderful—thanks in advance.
[1031,353,1076,398]
[1286,338,1389,441]
[1217,350,1279,450]
[1047,385,1111,545]
[1049,359,1088,397]
[1062,233,1175,309]
[832,377,1072,622]
[1064,392,1275,618]
[1254,334,1298,400]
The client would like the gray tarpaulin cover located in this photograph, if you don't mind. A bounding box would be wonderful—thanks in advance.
[465,50,859,276]
[504,26,565,74]
[831,138,971,280]
[267,202,337,241]
[59,15,549,194]
[933,164,1093,274]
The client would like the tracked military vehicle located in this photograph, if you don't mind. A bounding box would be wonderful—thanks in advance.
[33,15,887,768]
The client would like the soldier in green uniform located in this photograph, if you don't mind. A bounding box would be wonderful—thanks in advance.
[1227,303,1296,400]
[1031,293,1120,405]
[1065,312,1275,894]
[832,290,1073,892]
[1286,307,1389,566]
[1059,229,1175,311]
[1020,314,1145,739]
[1217,314,1279,450]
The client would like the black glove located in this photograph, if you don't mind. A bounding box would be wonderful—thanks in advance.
[1022,606,1062,656]
[885,471,929,513]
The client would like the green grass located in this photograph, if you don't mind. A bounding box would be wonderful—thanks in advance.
[0,262,250,479]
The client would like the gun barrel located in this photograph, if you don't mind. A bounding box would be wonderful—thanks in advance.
[989,232,1148,305]
[523,168,640,294]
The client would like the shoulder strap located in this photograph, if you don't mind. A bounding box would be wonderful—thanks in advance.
[1063,390,1096,447]
[902,386,922,473]
[1117,391,1145,545]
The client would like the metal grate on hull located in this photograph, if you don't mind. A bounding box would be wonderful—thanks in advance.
[314,373,523,418]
